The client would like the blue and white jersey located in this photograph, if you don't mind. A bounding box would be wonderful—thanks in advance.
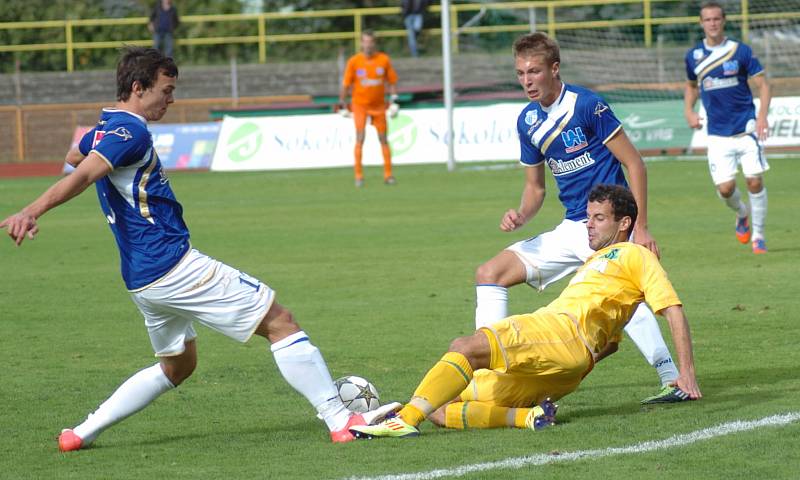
[685,38,764,136]
[79,108,190,291]
[517,83,627,221]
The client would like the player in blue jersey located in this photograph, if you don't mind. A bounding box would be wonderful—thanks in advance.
[473,32,689,405]
[684,1,770,254]
[0,47,398,451]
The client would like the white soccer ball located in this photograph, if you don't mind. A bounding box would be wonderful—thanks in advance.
[335,375,380,413]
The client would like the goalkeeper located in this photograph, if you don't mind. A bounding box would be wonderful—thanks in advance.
[338,30,399,187]
[351,185,702,438]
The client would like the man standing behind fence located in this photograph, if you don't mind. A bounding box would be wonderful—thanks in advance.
[149,0,179,58]
[339,30,399,187]
[402,0,429,57]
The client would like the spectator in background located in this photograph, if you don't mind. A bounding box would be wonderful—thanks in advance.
[149,0,180,58]
[401,0,428,57]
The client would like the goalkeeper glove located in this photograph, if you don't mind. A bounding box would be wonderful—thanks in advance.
[387,94,400,118]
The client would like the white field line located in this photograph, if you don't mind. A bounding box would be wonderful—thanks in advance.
[343,412,800,480]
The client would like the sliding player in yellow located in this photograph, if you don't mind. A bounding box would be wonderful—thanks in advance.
[351,185,701,437]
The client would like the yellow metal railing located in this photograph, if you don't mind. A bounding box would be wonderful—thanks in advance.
[2,0,798,72]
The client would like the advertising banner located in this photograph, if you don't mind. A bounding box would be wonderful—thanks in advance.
[690,97,800,149]
[65,122,220,173]
[210,104,524,171]
[612,100,695,152]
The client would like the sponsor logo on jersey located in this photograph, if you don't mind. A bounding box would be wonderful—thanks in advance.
[547,151,595,176]
[359,78,384,87]
[693,48,705,61]
[702,76,738,91]
[561,127,588,153]
[593,102,609,117]
[723,59,739,75]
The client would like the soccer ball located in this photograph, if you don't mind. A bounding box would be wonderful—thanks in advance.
[335,375,380,413]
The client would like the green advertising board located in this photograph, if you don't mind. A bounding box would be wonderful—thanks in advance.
[611,100,694,153]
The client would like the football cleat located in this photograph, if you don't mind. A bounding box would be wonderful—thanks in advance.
[349,412,419,439]
[329,402,402,443]
[752,238,767,254]
[355,178,364,188]
[330,414,366,443]
[640,385,691,404]
[524,398,558,431]
[735,216,751,244]
[58,429,83,452]
[384,176,397,186]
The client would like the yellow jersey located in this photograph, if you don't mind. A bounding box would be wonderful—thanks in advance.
[542,242,682,355]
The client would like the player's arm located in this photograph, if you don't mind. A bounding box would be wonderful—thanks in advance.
[595,341,619,363]
[751,74,771,142]
[659,304,701,400]
[683,81,702,129]
[501,163,545,232]
[1,152,111,246]
[65,146,86,168]
[606,131,660,258]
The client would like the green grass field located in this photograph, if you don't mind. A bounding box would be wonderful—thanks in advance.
[1,159,798,479]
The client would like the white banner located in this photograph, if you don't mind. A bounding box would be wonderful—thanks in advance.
[690,96,800,148]
[210,103,525,171]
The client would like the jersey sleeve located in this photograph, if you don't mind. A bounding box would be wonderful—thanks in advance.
[385,57,398,84]
[517,110,543,166]
[742,44,765,77]
[584,94,622,144]
[78,127,98,156]
[342,57,356,87]
[629,247,682,314]
[685,49,698,82]
[91,124,149,170]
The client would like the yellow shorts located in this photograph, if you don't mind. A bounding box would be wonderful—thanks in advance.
[460,311,594,407]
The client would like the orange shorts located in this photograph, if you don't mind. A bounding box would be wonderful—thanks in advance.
[351,103,388,134]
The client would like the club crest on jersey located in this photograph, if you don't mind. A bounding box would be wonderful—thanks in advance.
[356,68,367,77]
[723,59,739,75]
[693,48,705,61]
[561,127,588,153]
[376,67,385,75]
[524,109,538,126]
[593,102,609,117]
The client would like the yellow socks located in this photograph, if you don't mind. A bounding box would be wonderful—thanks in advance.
[444,402,532,429]
[399,352,474,426]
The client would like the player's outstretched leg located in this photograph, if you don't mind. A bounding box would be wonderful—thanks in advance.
[59,363,176,451]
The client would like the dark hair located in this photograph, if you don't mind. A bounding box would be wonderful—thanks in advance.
[512,32,560,66]
[700,1,726,18]
[116,46,178,102]
[362,29,376,39]
[588,184,638,229]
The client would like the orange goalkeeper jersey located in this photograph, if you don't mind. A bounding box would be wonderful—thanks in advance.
[342,52,398,109]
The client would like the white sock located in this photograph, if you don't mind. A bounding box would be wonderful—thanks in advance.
[719,187,748,218]
[475,285,508,329]
[271,331,350,431]
[624,304,679,387]
[72,363,174,445]
[749,187,767,240]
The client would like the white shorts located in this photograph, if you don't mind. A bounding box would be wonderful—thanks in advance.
[130,249,275,357]
[505,219,593,290]
[707,133,769,185]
